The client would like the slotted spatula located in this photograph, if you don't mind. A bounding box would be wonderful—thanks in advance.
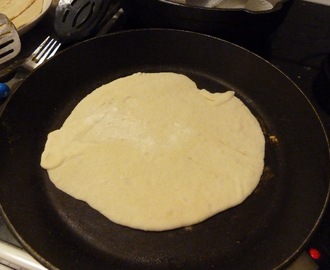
[0,13,21,65]
[54,0,122,44]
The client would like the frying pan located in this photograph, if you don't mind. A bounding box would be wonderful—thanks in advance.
[0,29,329,270]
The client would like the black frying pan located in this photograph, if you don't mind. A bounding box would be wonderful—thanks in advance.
[0,29,329,270]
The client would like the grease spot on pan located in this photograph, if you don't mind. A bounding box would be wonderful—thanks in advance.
[269,134,279,145]
[184,226,194,232]
[262,166,275,181]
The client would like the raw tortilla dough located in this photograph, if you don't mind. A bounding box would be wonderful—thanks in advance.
[11,0,44,30]
[0,0,44,30]
[41,72,265,231]
[0,0,35,21]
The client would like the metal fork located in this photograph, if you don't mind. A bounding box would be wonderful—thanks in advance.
[1,36,61,76]
[21,36,61,72]
[0,36,61,98]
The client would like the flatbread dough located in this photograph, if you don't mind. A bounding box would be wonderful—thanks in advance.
[41,72,265,231]
[11,0,43,30]
[0,0,35,21]
[0,0,44,30]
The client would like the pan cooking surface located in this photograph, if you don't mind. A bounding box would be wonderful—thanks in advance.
[0,29,329,270]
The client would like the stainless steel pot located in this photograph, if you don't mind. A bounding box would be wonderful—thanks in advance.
[122,0,292,38]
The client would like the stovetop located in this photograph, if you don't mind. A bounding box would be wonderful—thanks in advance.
[0,0,329,269]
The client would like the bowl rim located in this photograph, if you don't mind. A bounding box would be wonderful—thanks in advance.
[157,0,291,13]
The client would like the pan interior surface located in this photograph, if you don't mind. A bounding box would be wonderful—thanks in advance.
[0,29,329,270]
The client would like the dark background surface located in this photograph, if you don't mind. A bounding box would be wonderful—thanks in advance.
[0,0,330,269]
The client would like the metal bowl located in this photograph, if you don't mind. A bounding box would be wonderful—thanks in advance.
[123,0,292,39]
[166,0,289,12]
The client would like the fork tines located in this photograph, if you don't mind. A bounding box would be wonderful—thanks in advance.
[31,36,61,65]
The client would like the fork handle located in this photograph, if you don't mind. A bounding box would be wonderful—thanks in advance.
[0,70,29,102]
[0,58,26,79]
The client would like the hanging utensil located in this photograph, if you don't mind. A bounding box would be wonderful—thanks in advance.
[0,13,21,65]
[54,0,122,44]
